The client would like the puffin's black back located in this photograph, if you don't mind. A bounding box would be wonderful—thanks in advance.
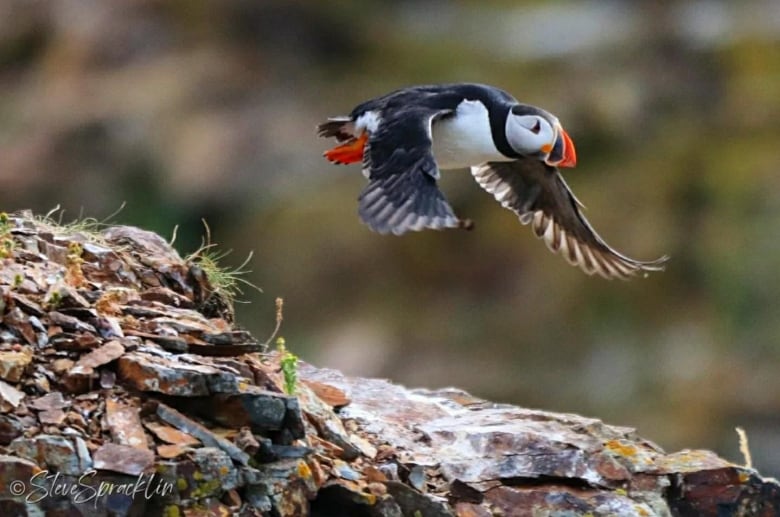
[350,84,521,159]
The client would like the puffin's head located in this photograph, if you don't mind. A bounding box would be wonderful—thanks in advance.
[505,104,577,168]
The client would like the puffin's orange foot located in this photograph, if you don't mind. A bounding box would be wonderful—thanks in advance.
[324,132,368,164]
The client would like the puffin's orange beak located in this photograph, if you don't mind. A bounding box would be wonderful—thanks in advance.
[545,126,577,168]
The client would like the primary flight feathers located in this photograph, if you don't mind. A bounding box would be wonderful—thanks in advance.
[318,83,668,279]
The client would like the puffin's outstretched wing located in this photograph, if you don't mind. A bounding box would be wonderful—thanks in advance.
[357,107,465,235]
[471,159,669,279]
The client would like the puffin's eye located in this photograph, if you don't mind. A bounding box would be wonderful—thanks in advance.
[530,119,541,134]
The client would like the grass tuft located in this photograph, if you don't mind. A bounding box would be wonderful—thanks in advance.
[33,203,126,245]
[186,220,261,307]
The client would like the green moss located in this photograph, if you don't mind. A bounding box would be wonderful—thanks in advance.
[46,290,62,309]
[162,505,181,517]
[190,478,222,499]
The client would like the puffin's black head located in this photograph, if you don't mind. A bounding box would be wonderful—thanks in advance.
[505,104,577,168]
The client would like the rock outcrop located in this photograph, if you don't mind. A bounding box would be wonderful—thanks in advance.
[0,210,777,516]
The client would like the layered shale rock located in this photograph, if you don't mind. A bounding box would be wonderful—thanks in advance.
[0,210,777,516]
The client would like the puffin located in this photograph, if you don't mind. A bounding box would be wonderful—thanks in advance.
[317,83,668,279]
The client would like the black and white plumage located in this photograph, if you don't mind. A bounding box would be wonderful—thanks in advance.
[318,83,668,279]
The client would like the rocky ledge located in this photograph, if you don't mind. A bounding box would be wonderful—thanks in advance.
[0,210,777,516]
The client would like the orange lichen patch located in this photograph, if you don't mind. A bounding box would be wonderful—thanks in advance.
[652,449,731,473]
[65,242,87,288]
[605,439,639,457]
[297,461,312,479]
[95,288,138,315]
[738,471,751,483]
[324,132,368,164]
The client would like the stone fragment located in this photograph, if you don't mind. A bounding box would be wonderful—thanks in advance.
[332,459,361,481]
[38,408,66,425]
[222,488,242,510]
[349,433,377,459]
[454,502,492,517]
[303,379,351,408]
[185,341,265,357]
[59,365,94,394]
[296,382,359,460]
[363,465,388,483]
[2,308,38,346]
[57,306,97,320]
[74,333,102,349]
[144,422,201,446]
[385,481,454,517]
[234,426,260,456]
[51,358,75,375]
[0,414,24,445]
[242,458,320,516]
[155,453,237,504]
[48,310,95,333]
[311,481,382,515]
[7,292,44,317]
[100,369,116,388]
[0,454,42,493]
[191,447,239,491]
[409,465,427,493]
[117,352,238,396]
[0,350,32,382]
[149,316,217,336]
[93,315,125,339]
[157,444,190,459]
[102,225,184,263]
[156,403,249,465]
[191,387,291,433]
[45,283,91,309]
[93,443,154,476]
[367,482,387,497]
[38,240,67,264]
[30,370,51,394]
[27,391,69,411]
[200,330,255,346]
[182,499,232,516]
[0,379,25,411]
[105,399,149,450]
[124,330,188,353]
[75,340,125,368]
[8,434,92,475]
[140,287,195,308]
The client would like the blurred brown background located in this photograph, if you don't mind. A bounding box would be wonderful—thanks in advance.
[2,0,779,476]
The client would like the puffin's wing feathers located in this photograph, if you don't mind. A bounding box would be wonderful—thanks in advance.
[359,107,461,235]
[471,159,669,279]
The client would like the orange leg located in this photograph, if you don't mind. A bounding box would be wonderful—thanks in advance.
[324,132,368,164]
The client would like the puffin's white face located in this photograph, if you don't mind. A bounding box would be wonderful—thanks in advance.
[505,107,577,168]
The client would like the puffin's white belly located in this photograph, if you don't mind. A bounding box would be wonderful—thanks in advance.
[431,99,511,170]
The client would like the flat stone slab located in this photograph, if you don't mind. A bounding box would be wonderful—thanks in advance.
[298,363,780,516]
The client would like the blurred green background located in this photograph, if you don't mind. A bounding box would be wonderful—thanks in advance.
[2,0,779,475]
